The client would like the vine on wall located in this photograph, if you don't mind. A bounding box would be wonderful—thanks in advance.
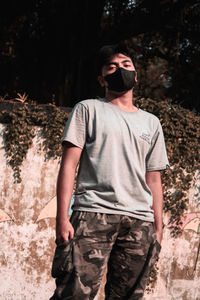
[0,98,199,234]
[135,97,200,236]
[0,102,69,183]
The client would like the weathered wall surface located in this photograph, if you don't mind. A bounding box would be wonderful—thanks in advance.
[0,123,199,300]
[0,124,57,299]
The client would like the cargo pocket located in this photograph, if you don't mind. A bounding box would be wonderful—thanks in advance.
[51,240,73,278]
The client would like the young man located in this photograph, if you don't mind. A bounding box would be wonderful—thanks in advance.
[50,43,169,300]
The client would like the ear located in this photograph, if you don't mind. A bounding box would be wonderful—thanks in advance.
[98,75,105,87]
[135,70,138,83]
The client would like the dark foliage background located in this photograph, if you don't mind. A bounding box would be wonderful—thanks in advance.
[0,0,200,111]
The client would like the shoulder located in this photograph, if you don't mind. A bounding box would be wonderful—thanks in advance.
[139,109,161,125]
[138,109,163,135]
[139,108,159,121]
[74,99,106,116]
[76,98,104,108]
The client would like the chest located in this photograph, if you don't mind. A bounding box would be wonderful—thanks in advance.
[86,107,153,150]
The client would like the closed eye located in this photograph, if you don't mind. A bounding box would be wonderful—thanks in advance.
[106,64,118,71]
[123,63,132,68]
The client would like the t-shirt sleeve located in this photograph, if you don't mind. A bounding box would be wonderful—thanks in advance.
[146,120,170,171]
[62,103,88,149]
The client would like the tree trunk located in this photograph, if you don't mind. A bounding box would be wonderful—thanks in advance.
[53,0,106,107]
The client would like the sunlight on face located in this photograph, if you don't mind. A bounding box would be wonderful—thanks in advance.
[102,53,135,76]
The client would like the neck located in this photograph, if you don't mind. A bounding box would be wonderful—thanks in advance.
[105,89,137,112]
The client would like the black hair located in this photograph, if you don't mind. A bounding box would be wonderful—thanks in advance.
[96,42,135,75]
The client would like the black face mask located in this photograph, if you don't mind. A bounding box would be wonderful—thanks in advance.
[104,67,136,92]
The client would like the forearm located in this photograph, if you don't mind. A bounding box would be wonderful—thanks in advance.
[151,182,163,233]
[146,171,163,241]
[56,164,76,220]
[55,143,82,242]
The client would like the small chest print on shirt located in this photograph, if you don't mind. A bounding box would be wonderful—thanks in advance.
[139,132,151,144]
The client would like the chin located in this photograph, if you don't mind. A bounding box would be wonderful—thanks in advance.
[109,89,132,95]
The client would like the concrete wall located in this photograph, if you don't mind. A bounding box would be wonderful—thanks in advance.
[0,123,199,300]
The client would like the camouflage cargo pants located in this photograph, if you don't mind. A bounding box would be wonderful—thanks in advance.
[50,211,161,300]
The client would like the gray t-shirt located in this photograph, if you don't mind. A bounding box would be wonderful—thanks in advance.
[62,98,169,221]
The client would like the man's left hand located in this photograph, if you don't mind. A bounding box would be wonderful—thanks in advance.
[156,229,163,245]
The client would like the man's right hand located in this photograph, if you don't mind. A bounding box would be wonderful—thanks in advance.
[56,217,74,245]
